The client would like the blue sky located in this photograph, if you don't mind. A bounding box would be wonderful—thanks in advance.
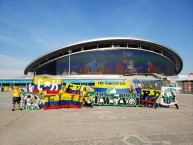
[0,0,193,77]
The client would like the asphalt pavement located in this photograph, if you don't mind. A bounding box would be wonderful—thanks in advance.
[0,92,193,145]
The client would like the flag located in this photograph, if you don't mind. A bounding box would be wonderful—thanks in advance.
[94,81,130,93]
[44,93,84,110]
[33,76,62,94]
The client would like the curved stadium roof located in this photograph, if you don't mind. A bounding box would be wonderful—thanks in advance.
[24,37,183,75]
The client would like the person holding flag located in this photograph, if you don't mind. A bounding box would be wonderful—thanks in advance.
[39,87,47,109]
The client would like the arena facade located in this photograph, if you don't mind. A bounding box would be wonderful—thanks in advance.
[24,37,183,77]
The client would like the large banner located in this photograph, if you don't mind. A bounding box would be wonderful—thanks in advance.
[33,76,62,94]
[94,81,130,93]
[140,89,161,107]
[21,92,41,110]
[160,87,177,106]
[44,93,84,110]
[43,82,86,110]
[92,92,137,107]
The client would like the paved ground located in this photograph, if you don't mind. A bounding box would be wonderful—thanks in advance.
[0,92,193,145]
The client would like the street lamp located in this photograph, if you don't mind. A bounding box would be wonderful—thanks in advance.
[68,50,72,75]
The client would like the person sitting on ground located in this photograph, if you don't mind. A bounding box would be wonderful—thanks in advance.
[83,94,94,108]
[26,95,32,106]
[32,95,40,109]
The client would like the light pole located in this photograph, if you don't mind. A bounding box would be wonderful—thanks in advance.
[68,50,72,75]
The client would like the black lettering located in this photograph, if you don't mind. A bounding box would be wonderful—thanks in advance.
[47,96,50,107]
[71,94,75,104]
[77,95,82,105]
[94,96,98,104]
[76,86,81,94]
[48,96,54,107]
[142,90,150,97]
[153,91,161,97]
[66,84,73,93]
[58,94,62,105]
[103,96,110,104]
[122,94,127,105]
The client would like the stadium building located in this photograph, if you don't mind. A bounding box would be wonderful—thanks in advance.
[24,37,183,77]
[0,37,184,91]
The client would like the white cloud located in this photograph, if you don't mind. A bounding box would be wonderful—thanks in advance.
[0,54,29,78]
[0,54,28,69]
[0,69,24,78]
[30,30,51,47]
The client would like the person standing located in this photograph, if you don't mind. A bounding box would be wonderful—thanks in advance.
[171,92,179,109]
[28,83,34,93]
[135,84,142,105]
[59,85,65,95]
[12,85,22,111]
[130,85,136,93]
[39,87,47,109]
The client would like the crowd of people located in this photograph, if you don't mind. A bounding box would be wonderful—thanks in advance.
[11,84,95,111]
[12,84,47,111]
[10,83,179,111]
